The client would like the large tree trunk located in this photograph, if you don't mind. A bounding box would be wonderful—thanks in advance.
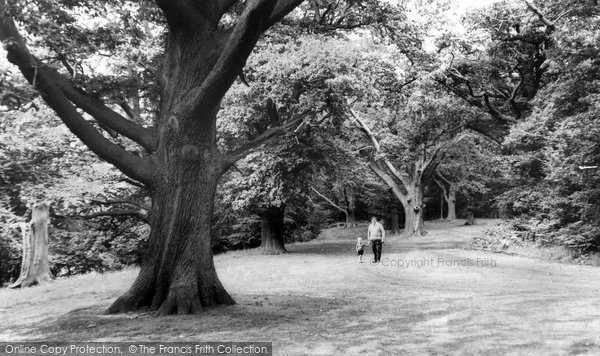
[10,203,51,288]
[1,0,304,316]
[403,185,426,237]
[259,205,287,255]
[106,105,234,315]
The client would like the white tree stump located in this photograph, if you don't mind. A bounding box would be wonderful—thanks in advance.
[9,203,51,288]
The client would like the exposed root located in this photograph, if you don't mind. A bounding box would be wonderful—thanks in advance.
[105,293,139,315]
[154,284,234,316]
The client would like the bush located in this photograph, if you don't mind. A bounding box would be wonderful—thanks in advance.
[473,218,600,257]
[0,202,23,286]
[49,217,147,277]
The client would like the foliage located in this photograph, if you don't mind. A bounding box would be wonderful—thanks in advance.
[0,199,21,286]
[0,103,147,285]
[478,0,600,254]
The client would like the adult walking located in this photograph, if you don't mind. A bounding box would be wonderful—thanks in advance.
[368,216,385,263]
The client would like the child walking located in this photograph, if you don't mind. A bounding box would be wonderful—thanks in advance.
[356,237,369,263]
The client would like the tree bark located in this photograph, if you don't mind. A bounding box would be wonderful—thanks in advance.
[440,191,444,220]
[1,0,304,314]
[447,186,457,221]
[391,206,400,234]
[10,203,51,288]
[106,108,235,315]
[403,185,426,237]
[344,186,358,227]
[434,172,456,221]
[464,204,476,226]
[259,205,287,255]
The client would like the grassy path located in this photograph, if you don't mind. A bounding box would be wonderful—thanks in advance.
[1,219,600,355]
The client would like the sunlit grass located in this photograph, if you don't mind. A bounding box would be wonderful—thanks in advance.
[2,219,600,355]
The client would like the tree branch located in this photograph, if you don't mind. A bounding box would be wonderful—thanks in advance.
[217,0,240,20]
[483,93,517,124]
[0,7,155,185]
[310,187,347,214]
[178,0,279,117]
[422,146,442,176]
[155,0,220,30]
[348,108,412,189]
[508,65,525,119]
[223,110,306,169]
[90,199,150,211]
[433,174,448,201]
[435,170,452,186]
[75,210,150,224]
[446,68,518,124]
[0,8,155,151]
[46,69,156,152]
[120,177,148,189]
[264,0,305,29]
[522,0,555,31]
[369,162,408,206]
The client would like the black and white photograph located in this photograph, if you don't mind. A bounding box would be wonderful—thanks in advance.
[1,0,599,354]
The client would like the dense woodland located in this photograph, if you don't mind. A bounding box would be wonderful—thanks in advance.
[0,0,599,314]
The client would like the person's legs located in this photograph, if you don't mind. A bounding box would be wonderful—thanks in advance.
[358,250,363,262]
[371,242,378,262]
[371,241,382,262]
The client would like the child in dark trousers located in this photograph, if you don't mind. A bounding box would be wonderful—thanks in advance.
[356,237,369,263]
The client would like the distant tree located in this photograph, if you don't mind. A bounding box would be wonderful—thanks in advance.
[350,90,478,236]
[433,137,504,221]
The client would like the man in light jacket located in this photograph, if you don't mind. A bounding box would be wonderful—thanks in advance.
[367,216,385,263]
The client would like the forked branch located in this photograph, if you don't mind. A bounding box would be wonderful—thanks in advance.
[223,110,307,169]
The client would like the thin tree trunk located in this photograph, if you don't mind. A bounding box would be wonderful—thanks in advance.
[344,186,357,227]
[447,186,457,221]
[464,203,476,226]
[10,203,51,288]
[440,191,444,220]
[391,206,399,234]
[260,205,287,255]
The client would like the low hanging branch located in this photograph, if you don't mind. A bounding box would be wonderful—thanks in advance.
[90,199,151,211]
[310,186,348,216]
[75,210,150,225]
[0,1,156,186]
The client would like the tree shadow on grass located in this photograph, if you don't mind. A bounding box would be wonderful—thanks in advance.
[20,294,361,342]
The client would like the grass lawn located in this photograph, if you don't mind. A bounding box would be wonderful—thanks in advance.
[1,219,600,355]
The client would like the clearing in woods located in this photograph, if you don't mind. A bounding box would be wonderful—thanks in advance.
[1,219,600,355]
